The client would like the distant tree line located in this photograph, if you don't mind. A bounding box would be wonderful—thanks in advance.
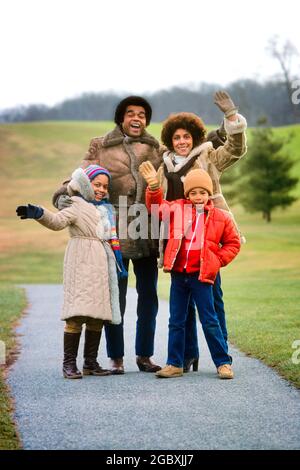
[1,79,299,126]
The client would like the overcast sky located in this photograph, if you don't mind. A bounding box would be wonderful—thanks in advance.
[1,0,300,110]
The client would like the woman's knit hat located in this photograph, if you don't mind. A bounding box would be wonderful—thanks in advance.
[183,169,213,197]
[84,165,111,181]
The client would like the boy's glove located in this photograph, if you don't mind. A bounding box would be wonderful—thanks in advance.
[114,250,128,280]
[139,161,160,190]
[16,204,44,219]
[56,194,73,210]
[214,91,238,118]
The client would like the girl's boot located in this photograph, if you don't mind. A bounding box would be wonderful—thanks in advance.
[83,329,111,376]
[63,332,82,379]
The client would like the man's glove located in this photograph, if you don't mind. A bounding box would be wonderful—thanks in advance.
[16,204,44,220]
[114,250,128,280]
[139,161,160,190]
[214,91,238,118]
[56,194,73,210]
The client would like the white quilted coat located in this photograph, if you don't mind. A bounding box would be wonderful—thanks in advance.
[37,169,121,324]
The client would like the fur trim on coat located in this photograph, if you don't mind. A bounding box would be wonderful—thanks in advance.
[67,168,95,201]
[102,125,160,149]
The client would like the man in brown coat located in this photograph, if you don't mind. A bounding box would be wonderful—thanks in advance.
[54,96,163,374]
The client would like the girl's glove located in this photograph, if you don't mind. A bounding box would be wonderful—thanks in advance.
[16,204,44,219]
[139,161,160,190]
[114,249,128,280]
[214,91,238,118]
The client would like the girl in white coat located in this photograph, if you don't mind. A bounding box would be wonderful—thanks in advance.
[17,165,127,379]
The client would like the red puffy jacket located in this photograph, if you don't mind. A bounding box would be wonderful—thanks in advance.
[146,188,241,284]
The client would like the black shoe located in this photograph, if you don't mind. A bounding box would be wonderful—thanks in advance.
[183,357,199,373]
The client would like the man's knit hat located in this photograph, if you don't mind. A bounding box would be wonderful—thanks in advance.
[84,165,111,181]
[183,169,213,197]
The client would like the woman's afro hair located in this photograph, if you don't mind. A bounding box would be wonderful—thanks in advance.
[161,112,206,151]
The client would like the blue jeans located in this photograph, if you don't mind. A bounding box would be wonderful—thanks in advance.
[184,272,227,359]
[104,256,158,358]
[168,271,231,368]
[213,272,228,343]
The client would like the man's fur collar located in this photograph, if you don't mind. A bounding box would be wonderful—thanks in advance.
[102,125,160,149]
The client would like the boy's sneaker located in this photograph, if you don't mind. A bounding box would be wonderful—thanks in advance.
[217,364,234,379]
[155,365,183,378]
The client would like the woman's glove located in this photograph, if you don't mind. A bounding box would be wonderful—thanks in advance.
[214,91,238,118]
[114,249,128,280]
[139,161,160,190]
[16,204,44,219]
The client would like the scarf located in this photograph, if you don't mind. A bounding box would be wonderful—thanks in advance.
[91,199,120,250]
[90,198,121,325]
[164,153,199,201]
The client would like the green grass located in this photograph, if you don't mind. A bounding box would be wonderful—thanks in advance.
[223,275,300,386]
[0,285,26,449]
[0,252,63,284]
[0,121,299,448]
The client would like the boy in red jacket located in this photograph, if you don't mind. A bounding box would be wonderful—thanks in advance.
[139,164,241,379]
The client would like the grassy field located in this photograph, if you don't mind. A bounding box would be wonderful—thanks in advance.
[0,285,26,449]
[0,120,299,447]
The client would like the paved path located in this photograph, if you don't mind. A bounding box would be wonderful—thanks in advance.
[8,284,300,450]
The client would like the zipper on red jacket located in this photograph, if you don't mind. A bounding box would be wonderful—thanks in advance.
[184,211,201,270]
[199,211,210,280]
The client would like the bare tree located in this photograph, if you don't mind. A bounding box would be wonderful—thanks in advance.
[267,36,300,119]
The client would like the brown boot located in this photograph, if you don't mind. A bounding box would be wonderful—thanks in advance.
[136,356,161,373]
[63,332,82,379]
[82,329,111,376]
[110,358,125,375]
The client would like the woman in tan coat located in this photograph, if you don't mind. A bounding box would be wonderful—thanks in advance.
[17,165,127,379]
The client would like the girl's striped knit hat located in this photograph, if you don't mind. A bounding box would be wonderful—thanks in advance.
[84,165,111,181]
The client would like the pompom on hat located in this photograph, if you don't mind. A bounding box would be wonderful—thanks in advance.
[84,165,111,181]
[183,169,213,197]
